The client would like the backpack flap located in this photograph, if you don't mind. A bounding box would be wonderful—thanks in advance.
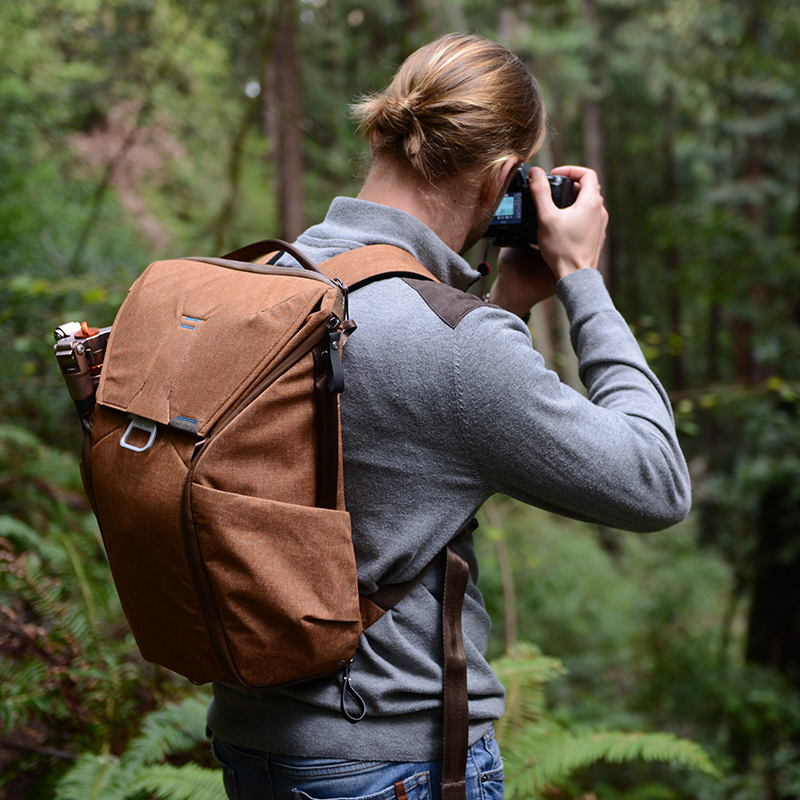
[97,256,344,437]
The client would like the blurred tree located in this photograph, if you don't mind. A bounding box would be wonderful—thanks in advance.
[653,0,800,694]
[265,2,305,241]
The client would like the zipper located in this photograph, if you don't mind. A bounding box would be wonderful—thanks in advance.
[181,313,340,687]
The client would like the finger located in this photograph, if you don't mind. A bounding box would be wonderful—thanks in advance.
[551,165,600,192]
[527,166,557,213]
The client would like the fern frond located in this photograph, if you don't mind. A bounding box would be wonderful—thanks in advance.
[54,529,103,651]
[129,763,224,800]
[12,553,67,622]
[0,515,61,560]
[64,601,92,646]
[506,730,722,799]
[491,644,566,686]
[492,643,566,743]
[121,695,211,770]
[54,751,129,800]
[0,659,51,729]
[0,423,42,456]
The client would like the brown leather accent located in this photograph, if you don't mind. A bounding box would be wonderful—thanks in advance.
[401,279,488,330]
[222,239,286,263]
[363,556,438,614]
[394,780,409,800]
[358,553,439,631]
[221,238,325,276]
[358,596,386,629]
[441,542,470,800]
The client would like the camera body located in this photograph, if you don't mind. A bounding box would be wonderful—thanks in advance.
[485,165,577,247]
[53,321,111,417]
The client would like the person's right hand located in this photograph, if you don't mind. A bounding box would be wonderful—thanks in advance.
[528,165,608,280]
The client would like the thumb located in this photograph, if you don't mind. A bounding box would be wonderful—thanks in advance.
[528,167,554,211]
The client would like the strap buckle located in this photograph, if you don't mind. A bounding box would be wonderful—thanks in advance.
[119,415,157,452]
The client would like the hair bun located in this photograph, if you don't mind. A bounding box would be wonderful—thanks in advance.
[351,34,545,183]
[372,96,417,137]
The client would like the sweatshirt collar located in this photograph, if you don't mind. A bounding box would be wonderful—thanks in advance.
[297,197,481,292]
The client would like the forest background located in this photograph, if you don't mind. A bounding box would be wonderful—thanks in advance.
[1,0,799,798]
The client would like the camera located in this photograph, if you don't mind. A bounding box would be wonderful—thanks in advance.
[485,165,577,247]
[53,321,111,418]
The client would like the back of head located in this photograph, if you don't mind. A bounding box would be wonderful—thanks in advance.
[352,33,546,185]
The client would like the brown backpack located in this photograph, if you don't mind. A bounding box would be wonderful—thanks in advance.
[55,240,472,799]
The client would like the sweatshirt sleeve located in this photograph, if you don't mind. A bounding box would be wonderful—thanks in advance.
[454,268,691,532]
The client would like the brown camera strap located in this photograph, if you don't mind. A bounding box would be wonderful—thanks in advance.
[440,538,471,800]
[367,533,472,800]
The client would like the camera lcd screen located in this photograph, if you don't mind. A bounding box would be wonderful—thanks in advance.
[493,192,522,224]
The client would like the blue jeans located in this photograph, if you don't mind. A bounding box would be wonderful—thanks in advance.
[210,728,503,800]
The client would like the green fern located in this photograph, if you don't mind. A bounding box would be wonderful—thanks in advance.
[0,658,50,730]
[492,643,566,686]
[491,644,722,798]
[129,763,224,800]
[54,752,129,800]
[0,515,64,562]
[504,730,722,798]
[0,425,186,785]
[55,695,221,800]
[0,423,42,456]
[120,695,210,770]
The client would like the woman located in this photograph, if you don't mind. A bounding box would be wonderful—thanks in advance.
[208,33,690,800]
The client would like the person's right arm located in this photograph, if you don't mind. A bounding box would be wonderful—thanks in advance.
[460,165,689,532]
[487,165,608,317]
[454,287,691,532]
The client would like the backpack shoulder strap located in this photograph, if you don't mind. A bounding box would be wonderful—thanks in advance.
[220,241,438,290]
[318,244,439,290]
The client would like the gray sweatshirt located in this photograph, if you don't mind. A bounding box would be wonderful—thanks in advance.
[207,197,691,760]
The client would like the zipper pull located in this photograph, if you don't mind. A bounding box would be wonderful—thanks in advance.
[326,320,345,394]
[340,659,366,723]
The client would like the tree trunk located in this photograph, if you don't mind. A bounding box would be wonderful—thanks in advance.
[663,88,685,391]
[745,479,800,689]
[265,9,305,241]
[582,0,612,291]
[740,2,800,695]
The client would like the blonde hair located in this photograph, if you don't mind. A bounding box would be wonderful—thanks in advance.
[351,33,546,184]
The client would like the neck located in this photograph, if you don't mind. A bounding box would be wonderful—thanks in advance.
[357,157,482,254]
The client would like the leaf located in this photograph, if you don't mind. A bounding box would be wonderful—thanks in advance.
[507,730,722,799]
[54,752,129,800]
[129,763,224,800]
[120,696,211,770]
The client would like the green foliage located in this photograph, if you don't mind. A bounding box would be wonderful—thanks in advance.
[2,1,800,797]
[0,424,190,793]
[492,644,720,800]
[53,696,222,800]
